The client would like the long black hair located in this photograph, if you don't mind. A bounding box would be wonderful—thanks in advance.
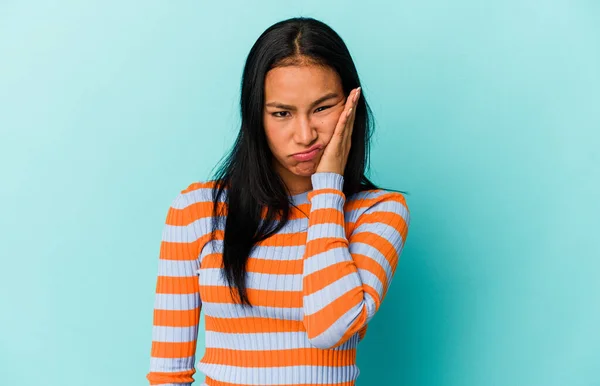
[207,16,394,306]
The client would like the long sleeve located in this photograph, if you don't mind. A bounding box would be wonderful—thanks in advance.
[147,190,207,386]
[302,172,410,349]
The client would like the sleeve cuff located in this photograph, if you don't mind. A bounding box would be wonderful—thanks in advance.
[310,172,344,191]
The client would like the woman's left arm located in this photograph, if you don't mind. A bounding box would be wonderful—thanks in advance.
[302,172,410,349]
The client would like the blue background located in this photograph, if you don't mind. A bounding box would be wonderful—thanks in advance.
[1,1,598,385]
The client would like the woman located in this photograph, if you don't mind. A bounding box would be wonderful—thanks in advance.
[147,16,410,386]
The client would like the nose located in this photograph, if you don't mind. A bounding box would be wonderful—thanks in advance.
[293,115,318,145]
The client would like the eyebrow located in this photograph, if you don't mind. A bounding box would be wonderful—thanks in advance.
[265,92,339,110]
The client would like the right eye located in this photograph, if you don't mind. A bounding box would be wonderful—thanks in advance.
[272,111,289,118]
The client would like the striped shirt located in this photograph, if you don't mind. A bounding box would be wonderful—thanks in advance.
[147,172,410,386]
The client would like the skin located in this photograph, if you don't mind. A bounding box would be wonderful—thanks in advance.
[263,62,361,195]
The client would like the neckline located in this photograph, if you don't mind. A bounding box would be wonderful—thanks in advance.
[288,190,310,204]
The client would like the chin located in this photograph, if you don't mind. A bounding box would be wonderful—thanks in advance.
[290,163,318,177]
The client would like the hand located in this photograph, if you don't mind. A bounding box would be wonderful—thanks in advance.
[315,86,361,175]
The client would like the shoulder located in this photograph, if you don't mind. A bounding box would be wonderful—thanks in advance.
[166,180,222,223]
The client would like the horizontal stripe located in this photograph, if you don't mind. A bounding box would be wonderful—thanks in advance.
[156,276,199,294]
[206,331,313,350]
[205,330,360,351]
[201,286,302,308]
[157,259,200,277]
[154,293,200,311]
[306,222,346,240]
[204,378,356,386]
[303,247,350,276]
[205,316,303,333]
[201,302,301,320]
[197,363,359,384]
[161,217,212,243]
[199,268,302,292]
[153,309,199,327]
[152,325,199,343]
[201,347,356,367]
[308,192,345,210]
[149,356,195,372]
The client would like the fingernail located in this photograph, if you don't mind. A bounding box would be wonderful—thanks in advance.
[347,107,353,117]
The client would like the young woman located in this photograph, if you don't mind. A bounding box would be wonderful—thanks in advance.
[147,16,410,386]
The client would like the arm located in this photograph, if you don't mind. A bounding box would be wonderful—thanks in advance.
[146,189,208,386]
[302,172,410,349]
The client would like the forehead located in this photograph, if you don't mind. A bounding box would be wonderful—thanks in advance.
[264,64,342,101]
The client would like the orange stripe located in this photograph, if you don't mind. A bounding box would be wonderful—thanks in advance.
[344,191,407,212]
[358,324,368,341]
[205,376,356,386]
[350,232,399,272]
[307,188,345,201]
[309,207,345,226]
[153,309,200,327]
[148,369,195,385]
[303,261,358,295]
[156,276,198,294]
[304,287,363,339]
[201,254,304,274]
[160,238,203,261]
[255,231,307,247]
[355,211,409,239]
[181,180,217,193]
[151,340,196,358]
[202,347,355,367]
[305,237,348,258]
[330,302,368,348]
[205,316,304,333]
[201,285,302,308]
[352,253,389,296]
[363,284,382,312]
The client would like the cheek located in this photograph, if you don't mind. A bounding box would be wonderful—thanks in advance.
[318,112,341,137]
[264,123,288,155]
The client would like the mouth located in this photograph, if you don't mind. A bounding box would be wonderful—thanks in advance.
[291,144,322,162]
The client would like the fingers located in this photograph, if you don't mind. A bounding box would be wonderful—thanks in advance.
[344,87,360,143]
[335,87,361,138]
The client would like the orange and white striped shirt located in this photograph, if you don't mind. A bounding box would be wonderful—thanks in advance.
[147,172,410,386]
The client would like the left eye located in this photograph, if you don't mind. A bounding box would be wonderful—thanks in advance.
[315,106,330,113]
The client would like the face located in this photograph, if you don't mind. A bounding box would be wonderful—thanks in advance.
[263,63,346,191]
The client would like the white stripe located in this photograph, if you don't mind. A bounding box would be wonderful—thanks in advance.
[352,221,404,248]
[162,217,212,243]
[348,242,394,284]
[201,302,301,320]
[204,331,359,351]
[303,274,362,316]
[303,247,349,276]
[357,268,384,298]
[158,259,199,277]
[196,363,359,384]
[199,268,302,291]
[307,223,346,240]
[152,326,199,343]
[149,356,195,371]
[308,304,365,349]
[202,240,306,261]
[309,193,345,210]
[154,293,200,311]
